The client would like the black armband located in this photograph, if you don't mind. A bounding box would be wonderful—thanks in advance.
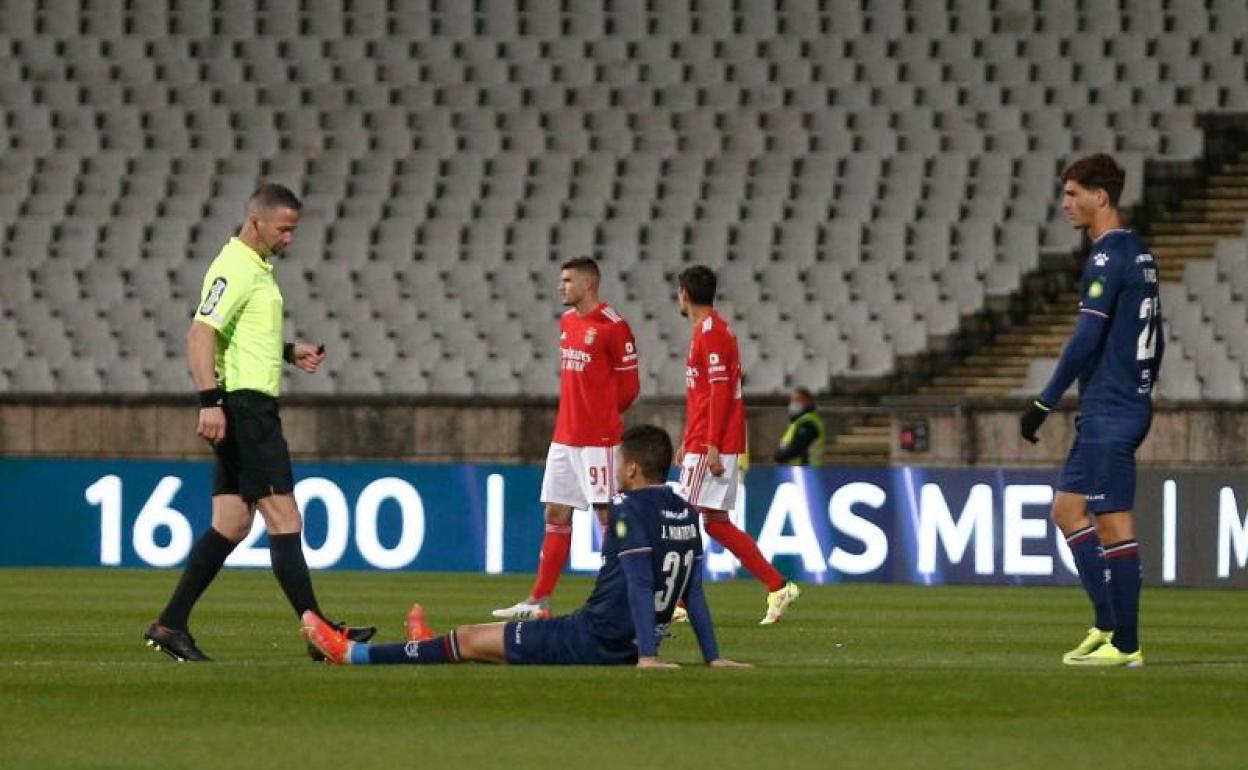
[283,342,296,364]
[198,388,225,408]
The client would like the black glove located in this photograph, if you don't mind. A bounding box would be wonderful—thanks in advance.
[1019,400,1052,444]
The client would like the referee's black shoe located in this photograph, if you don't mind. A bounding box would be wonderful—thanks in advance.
[306,618,376,661]
[144,622,212,662]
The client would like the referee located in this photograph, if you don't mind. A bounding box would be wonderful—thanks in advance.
[144,183,373,661]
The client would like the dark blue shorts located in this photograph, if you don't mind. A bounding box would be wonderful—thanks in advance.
[503,612,638,666]
[1057,415,1150,514]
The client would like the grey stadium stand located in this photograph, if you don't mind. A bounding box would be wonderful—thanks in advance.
[0,0,1245,398]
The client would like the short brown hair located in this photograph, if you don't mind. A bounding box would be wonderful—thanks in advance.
[560,257,599,280]
[620,424,673,482]
[249,183,303,212]
[1061,154,1125,207]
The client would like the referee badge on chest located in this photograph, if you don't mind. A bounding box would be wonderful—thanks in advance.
[583,328,598,346]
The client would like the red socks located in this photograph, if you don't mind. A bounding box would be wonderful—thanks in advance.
[704,518,786,592]
[530,519,784,601]
[530,524,572,601]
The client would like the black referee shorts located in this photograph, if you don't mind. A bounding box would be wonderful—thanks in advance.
[212,390,294,502]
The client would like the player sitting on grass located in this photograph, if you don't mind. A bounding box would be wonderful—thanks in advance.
[303,424,750,669]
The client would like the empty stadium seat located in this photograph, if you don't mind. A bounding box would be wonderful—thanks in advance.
[0,0,1244,397]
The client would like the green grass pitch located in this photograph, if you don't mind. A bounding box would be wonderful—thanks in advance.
[1,568,1245,770]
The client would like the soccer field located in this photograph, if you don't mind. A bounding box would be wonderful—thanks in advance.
[0,569,1244,770]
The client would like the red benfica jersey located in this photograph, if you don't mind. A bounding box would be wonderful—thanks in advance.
[683,309,746,454]
[552,302,639,446]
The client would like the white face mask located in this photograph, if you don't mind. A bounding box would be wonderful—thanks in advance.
[787,401,804,418]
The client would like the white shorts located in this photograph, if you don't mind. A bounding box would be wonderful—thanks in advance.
[540,442,618,510]
[677,452,740,512]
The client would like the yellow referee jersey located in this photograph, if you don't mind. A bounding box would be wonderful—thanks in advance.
[194,238,285,397]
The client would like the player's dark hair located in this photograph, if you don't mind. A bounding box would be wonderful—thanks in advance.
[619,424,674,482]
[249,183,303,212]
[560,257,600,280]
[1061,154,1125,207]
[793,387,815,403]
[678,265,717,306]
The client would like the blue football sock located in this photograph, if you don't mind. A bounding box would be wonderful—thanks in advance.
[1065,525,1114,631]
[1103,540,1142,653]
[355,632,462,665]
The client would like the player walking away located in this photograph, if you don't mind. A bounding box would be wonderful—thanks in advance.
[675,266,800,625]
[143,183,374,661]
[1020,154,1163,668]
[304,425,750,669]
[492,257,640,620]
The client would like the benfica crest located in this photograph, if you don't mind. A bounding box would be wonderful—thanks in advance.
[584,327,598,346]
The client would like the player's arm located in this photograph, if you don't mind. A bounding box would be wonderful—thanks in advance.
[187,320,225,444]
[187,321,218,392]
[611,324,641,413]
[1041,311,1110,407]
[1155,319,1166,368]
[616,368,640,413]
[682,556,719,662]
[699,328,733,473]
[704,378,732,474]
[619,550,676,668]
[1021,255,1121,443]
[612,499,675,668]
[189,267,253,444]
[683,557,751,668]
[1021,312,1109,443]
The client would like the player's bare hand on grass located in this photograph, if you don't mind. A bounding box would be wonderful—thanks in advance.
[709,658,753,669]
[706,445,725,476]
[636,656,681,669]
[292,342,327,374]
[197,406,226,445]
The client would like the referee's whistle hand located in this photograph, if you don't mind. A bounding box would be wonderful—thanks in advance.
[197,406,227,445]
[292,342,327,374]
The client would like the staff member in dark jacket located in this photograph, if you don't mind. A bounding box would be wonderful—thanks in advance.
[772,388,826,466]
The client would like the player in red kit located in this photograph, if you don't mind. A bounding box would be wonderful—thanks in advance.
[675,266,800,625]
[493,257,640,619]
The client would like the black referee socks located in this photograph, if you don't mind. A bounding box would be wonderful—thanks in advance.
[269,532,322,620]
[158,527,237,631]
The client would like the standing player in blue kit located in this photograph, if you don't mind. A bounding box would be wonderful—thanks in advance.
[1020,154,1164,668]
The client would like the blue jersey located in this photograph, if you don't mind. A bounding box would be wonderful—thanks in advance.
[579,485,703,643]
[1074,229,1164,416]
